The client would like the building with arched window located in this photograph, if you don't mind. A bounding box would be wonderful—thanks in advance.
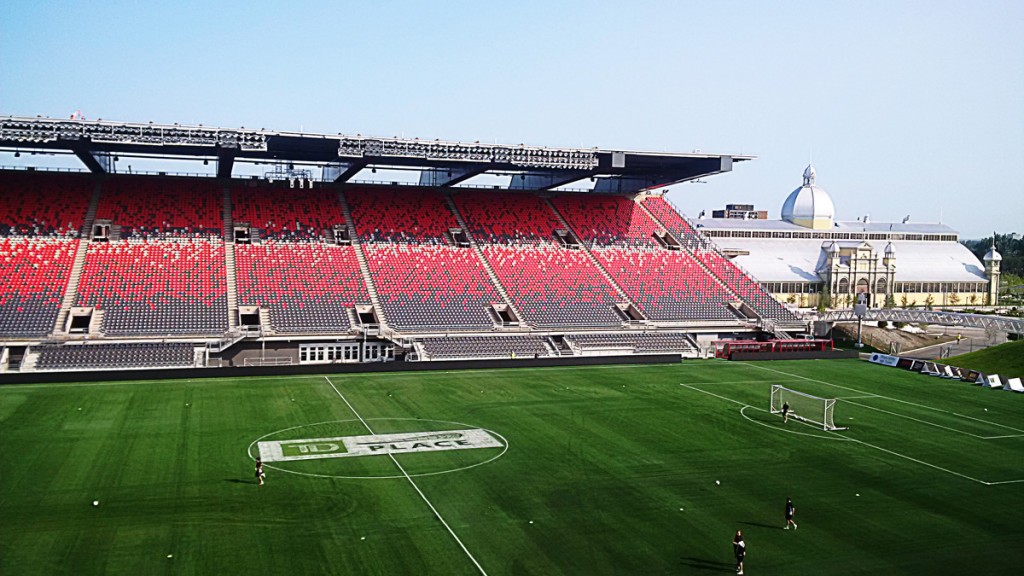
[694,165,1000,309]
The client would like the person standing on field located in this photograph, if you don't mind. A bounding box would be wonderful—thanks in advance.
[255,459,266,486]
[732,530,746,574]
[782,401,791,424]
[785,497,797,530]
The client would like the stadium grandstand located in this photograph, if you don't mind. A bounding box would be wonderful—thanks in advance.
[0,115,808,376]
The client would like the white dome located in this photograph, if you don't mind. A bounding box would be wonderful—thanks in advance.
[984,248,1002,262]
[884,242,896,256]
[781,164,835,229]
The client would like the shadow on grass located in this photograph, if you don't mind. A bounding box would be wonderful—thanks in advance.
[225,478,257,485]
[679,557,735,572]
[739,520,780,530]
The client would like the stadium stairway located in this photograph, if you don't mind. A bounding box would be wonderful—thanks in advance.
[634,198,743,300]
[52,182,102,336]
[542,197,644,321]
[222,185,238,331]
[19,349,40,372]
[443,194,524,325]
[636,198,761,321]
[337,190,388,331]
[639,196,801,327]
[256,308,275,334]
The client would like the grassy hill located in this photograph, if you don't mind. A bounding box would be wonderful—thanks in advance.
[944,339,1024,376]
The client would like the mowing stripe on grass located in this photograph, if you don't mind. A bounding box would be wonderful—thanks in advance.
[324,377,489,576]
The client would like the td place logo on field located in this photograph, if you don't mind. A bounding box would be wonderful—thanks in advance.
[258,429,503,463]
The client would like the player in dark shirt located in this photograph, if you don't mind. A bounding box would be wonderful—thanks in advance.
[255,458,265,486]
[785,497,797,530]
[732,530,746,574]
[782,401,791,424]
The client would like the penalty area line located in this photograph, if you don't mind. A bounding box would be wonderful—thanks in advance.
[681,383,997,486]
[323,377,489,576]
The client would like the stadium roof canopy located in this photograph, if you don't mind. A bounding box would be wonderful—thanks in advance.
[0,116,750,194]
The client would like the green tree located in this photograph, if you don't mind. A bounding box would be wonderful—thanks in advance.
[818,285,832,312]
[900,293,909,308]
[924,294,935,310]
[884,293,896,308]
[948,292,961,306]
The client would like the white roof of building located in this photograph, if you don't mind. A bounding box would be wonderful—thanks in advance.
[696,218,959,235]
[780,165,835,223]
[715,238,987,283]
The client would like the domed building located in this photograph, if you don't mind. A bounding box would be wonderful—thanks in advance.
[780,165,835,229]
[695,165,999,309]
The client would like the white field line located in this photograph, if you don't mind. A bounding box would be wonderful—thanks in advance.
[324,377,488,576]
[743,363,1024,435]
[679,382,1018,486]
[841,399,988,439]
[677,380,799,386]
[834,395,881,400]
[833,433,989,485]
[678,383,828,433]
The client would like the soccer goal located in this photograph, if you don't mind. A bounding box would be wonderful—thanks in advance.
[770,385,847,431]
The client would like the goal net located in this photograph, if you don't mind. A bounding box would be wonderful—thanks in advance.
[770,385,846,431]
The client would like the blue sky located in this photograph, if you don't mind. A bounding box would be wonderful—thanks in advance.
[2,1,1021,238]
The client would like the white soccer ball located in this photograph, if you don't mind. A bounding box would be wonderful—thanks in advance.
[92,500,99,506]
[715,480,720,485]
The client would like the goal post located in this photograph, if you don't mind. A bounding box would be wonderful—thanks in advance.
[770,385,847,431]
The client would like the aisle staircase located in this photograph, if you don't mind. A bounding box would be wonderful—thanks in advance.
[52,182,102,335]
[543,197,644,318]
[337,190,388,329]
[443,195,525,323]
[222,185,238,331]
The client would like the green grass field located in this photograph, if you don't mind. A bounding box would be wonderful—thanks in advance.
[2,359,1023,575]
[945,339,1024,377]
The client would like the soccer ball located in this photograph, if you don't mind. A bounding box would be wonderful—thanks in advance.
[92,500,99,506]
[715,480,720,485]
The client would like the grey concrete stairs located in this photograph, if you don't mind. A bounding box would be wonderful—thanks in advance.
[222,185,238,331]
[337,190,388,329]
[542,197,643,316]
[52,182,102,335]
[443,195,525,323]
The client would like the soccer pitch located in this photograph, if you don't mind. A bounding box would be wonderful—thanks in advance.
[2,359,1023,575]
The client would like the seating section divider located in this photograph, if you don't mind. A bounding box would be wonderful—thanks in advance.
[347,188,504,330]
[643,196,798,321]
[455,192,623,327]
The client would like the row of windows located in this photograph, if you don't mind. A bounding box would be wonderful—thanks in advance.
[704,230,957,242]
[894,282,987,294]
[763,280,988,295]
[299,343,389,364]
[762,282,823,294]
